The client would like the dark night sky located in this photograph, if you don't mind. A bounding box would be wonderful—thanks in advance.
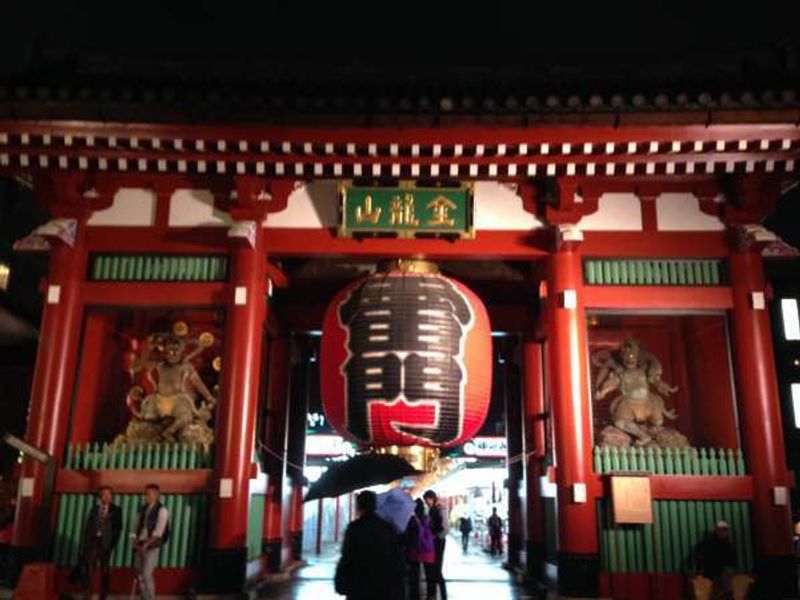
[1,3,799,87]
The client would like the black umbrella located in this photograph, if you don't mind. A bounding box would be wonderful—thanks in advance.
[304,453,421,502]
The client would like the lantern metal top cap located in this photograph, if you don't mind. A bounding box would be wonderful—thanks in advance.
[377,258,439,274]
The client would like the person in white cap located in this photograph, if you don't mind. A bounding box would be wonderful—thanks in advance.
[697,520,736,597]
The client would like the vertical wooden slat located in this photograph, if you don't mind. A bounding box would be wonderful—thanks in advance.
[652,499,663,572]
[740,502,752,572]
[660,501,673,572]
[54,495,69,565]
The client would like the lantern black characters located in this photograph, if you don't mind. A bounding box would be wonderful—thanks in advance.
[321,261,492,448]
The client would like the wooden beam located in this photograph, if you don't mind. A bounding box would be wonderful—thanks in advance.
[583,286,733,310]
[56,468,214,494]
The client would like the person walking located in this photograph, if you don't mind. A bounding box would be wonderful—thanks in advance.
[458,516,473,554]
[406,499,436,600]
[335,490,405,600]
[133,484,170,600]
[72,486,122,600]
[423,490,447,600]
[487,507,503,557]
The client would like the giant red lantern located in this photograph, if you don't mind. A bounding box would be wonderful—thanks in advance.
[321,261,492,448]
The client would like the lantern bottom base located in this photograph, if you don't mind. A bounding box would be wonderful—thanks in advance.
[557,551,599,598]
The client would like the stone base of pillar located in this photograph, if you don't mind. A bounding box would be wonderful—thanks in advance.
[524,540,545,582]
[262,538,282,572]
[754,554,797,598]
[557,551,599,598]
[290,531,303,561]
[198,547,247,593]
[506,532,523,568]
[4,545,35,586]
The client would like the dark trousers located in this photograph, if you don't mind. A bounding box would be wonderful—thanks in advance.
[490,532,502,556]
[408,561,437,600]
[431,538,447,600]
[84,538,111,600]
[408,562,436,600]
[461,531,470,553]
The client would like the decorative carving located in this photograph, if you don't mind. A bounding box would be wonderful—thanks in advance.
[227,220,257,247]
[13,218,77,251]
[593,338,689,449]
[733,223,779,252]
[115,321,219,447]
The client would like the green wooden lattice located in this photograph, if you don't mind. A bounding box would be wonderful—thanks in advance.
[89,254,228,282]
[584,259,725,286]
[594,446,752,574]
[64,442,213,470]
[247,494,266,561]
[53,493,208,568]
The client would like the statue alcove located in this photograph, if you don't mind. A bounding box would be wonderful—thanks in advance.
[588,313,739,450]
[69,307,225,447]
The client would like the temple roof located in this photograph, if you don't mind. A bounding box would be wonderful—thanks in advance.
[2,4,799,125]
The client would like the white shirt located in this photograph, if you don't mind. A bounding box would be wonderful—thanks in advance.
[137,504,169,541]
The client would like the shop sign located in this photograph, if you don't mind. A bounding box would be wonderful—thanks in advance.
[463,436,507,458]
[339,183,474,239]
[305,434,357,457]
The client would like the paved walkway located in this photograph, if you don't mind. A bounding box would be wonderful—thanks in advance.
[261,533,541,600]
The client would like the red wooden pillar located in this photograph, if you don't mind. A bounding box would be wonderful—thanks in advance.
[202,198,268,592]
[522,335,546,582]
[728,244,796,597]
[545,230,598,597]
[289,481,305,560]
[9,174,100,578]
[503,338,524,568]
[11,178,92,576]
[285,338,311,563]
[261,335,290,572]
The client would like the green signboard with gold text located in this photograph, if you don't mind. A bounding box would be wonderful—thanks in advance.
[339,183,474,239]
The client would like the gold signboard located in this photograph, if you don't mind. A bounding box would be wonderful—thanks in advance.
[339,182,474,239]
[610,475,653,524]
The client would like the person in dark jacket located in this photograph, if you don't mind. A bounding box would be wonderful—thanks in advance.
[487,507,504,556]
[697,520,737,598]
[458,516,473,553]
[335,490,405,600]
[423,489,447,600]
[76,486,122,600]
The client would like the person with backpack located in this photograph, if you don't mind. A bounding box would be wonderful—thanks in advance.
[406,499,436,600]
[423,490,448,600]
[133,483,170,600]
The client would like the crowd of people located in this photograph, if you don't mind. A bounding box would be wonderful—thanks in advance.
[334,488,511,600]
[335,489,449,600]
